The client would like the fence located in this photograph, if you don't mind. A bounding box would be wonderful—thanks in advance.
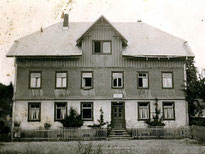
[13,128,107,141]
[191,125,205,142]
[129,127,191,139]
[13,126,205,141]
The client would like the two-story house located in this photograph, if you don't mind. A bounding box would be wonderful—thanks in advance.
[7,15,194,131]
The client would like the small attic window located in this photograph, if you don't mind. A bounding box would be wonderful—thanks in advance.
[93,41,111,54]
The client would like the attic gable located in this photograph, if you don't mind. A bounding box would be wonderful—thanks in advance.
[76,16,128,46]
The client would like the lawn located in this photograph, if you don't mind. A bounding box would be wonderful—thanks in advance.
[0,139,205,154]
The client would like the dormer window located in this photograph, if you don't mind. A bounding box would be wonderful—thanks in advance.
[93,41,111,54]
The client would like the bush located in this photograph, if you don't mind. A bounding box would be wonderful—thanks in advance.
[145,98,165,127]
[190,117,205,126]
[61,107,83,128]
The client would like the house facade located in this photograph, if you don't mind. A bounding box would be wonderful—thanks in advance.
[7,15,194,130]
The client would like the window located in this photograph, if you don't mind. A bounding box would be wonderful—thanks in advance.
[138,72,148,88]
[112,72,123,88]
[163,102,175,120]
[138,102,150,120]
[162,72,173,88]
[30,72,41,88]
[82,72,93,89]
[81,102,93,121]
[93,41,111,54]
[55,102,67,121]
[56,72,67,88]
[28,103,41,121]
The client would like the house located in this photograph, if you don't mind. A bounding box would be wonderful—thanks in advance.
[7,15,194,132]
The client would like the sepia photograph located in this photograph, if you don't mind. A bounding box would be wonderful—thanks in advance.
[0,0,205,153]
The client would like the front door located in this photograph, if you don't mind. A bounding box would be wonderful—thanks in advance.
[111,102,125,129]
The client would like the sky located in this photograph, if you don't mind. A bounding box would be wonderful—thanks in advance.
[0,0,205,85]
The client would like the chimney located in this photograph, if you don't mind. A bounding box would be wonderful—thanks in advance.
[63,14,69,29]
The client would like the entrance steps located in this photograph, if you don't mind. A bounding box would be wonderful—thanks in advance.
[108,129,131,140]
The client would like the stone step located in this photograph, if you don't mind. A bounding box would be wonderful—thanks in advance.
[109,135,131,137]
[108,136,132,140]
[109,129,131,140]
[109,132,129,136]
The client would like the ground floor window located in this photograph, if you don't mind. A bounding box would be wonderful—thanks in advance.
[55,102,67,121]
[81,102,93,121]
[163,102,175,120]
[138,102,150,120]
[28,102,41,121]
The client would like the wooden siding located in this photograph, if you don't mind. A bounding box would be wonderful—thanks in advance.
[17,58,185,69]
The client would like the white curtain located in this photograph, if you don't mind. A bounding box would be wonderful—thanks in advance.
[139,106,149,119]
[163,73,172,88]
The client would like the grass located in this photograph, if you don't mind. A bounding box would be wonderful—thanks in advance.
[0,139,205,154]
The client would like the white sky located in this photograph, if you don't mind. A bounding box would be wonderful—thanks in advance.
[0,0,205,85]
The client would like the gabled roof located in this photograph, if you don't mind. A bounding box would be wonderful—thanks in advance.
[7,16,194,58]
[76,16,128,46]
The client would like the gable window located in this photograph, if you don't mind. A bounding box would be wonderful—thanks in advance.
[138,102,150,120]
[82,72,93,89]
[93,41,111,54]
[28,102,41,121]
[55,102,67,121]
[162,72,173,88]
[163,102,175,120]
[112,72,123,88]
[138,72,148,88]
[56,72,67,88]
[30,72,41,88]
[81,102,93,121]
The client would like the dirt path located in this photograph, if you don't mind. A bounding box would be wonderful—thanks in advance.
[0,139,205,154]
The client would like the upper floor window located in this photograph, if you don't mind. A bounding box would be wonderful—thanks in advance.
[81,72,93,89]
[30,72,41,88]
[93,41,111,54]
[55,102,67,121]
[138,102,150,120]
[112,72,123,89]
[137,72,148,88]
[162,72,173,88]
[163,102,175,120]
[56,72,67,89]
[28,102,41,121]
[81,102,93,121]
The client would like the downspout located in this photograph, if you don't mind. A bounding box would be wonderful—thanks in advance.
[184,60,189,126]
[11,57,17,141]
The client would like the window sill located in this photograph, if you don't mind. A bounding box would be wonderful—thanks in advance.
[82,87,93,90]
[55,87,67,89]
[163,118,175,121]
[138,119,149,121]
[82,119,93,121]
[162,87,173,89]
[112,87,124,89]
[137,87,149,89]
[29,88,42,89]
[28,120,40,122]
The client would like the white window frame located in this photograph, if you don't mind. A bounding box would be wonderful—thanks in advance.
[162,72,173,88]
[55,102,67,121]
[28,102,41,121]
[30,72,41,88]
[81,102,93,121]
[163,102,175,120]
[56,72,67,89]
[112,72,123,89]
[138,102,150,120]
[138,72,149,88]
[93,41,111,54]
[81,72,93,89]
